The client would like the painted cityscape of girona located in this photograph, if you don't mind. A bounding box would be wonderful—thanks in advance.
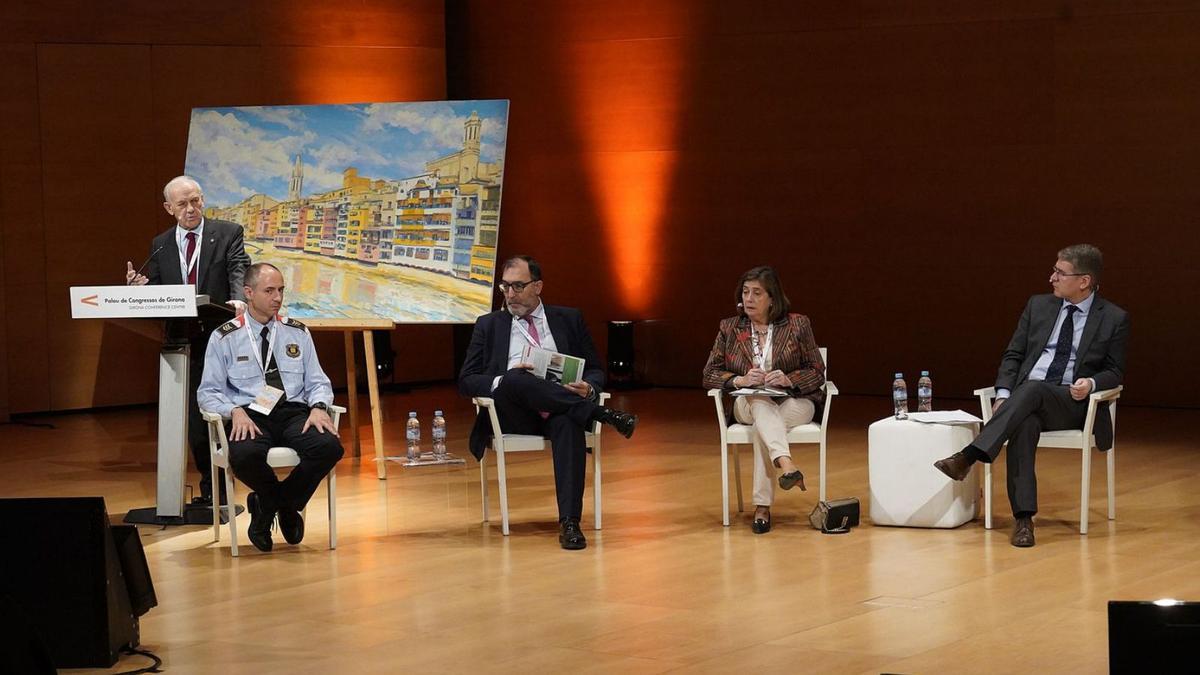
[184,100,509,323]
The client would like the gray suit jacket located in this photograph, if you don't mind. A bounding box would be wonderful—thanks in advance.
[996,293,1130,450]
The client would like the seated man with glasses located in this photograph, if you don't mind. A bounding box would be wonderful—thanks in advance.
[933,244,1129,547]
[459,255,638,550]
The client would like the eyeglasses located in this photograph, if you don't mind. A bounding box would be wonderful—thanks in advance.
[1051,267,1087,278]
[497,280,538,294]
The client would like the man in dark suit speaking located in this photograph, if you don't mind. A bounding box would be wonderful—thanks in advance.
[934,244,1129,547]
[126,175,252,506]
[459,255,637,550]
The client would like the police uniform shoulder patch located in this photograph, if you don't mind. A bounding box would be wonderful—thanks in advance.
[284,317,307,330]
[216,319,241,337]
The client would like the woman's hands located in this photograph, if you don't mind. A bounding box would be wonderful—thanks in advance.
[735,368,791,389]
[764,369,791,388]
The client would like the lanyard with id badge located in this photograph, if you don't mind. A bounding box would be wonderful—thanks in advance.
[246,320,284,414]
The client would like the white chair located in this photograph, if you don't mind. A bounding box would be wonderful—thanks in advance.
[472,392,609,535]
[708,347,838,526]
[974,386,1122,534]
[202,405,344,556]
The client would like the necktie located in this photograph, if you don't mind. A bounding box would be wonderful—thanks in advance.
[1044,305,1079,384]
[260,325,286,396]
[184,231,198,284]
[521,316,550,418]
[522,315,541,346]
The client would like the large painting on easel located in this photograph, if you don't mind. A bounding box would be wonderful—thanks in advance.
[183,100,509,323]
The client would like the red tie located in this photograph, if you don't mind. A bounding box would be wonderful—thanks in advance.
[522,315,541,346]
[184,232,198,285]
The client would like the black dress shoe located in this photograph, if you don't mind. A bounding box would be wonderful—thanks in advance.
[934,450,975,482]
[597,408,638,439]
[278,508,305,546]
[559,518,587,550]
[246,492,275,553]
[1011,516,1035,548]
[778,470,806,491]
[751,510,771,534]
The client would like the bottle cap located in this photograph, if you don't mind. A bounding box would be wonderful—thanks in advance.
[921,370,929,376]
[434,410,443,415]
[408,411,417,417]
[894,372,903,378]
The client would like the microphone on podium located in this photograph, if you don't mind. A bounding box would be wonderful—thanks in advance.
[128,245,165,284]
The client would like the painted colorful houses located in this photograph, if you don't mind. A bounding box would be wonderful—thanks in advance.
[205,112,503,284]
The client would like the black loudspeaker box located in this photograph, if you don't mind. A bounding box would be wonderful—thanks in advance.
[0,497,156,668]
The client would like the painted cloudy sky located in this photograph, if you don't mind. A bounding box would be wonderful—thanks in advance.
[184,100,509,207]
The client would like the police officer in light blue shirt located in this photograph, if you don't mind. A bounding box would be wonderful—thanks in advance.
[198,262,343,552]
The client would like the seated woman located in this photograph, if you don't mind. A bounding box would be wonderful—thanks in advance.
[702,266,826,534]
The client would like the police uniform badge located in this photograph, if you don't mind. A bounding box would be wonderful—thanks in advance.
[286,343,301,358]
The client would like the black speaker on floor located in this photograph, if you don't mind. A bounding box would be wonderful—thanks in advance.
[1109,600,1200,673]
[0,497,156,669]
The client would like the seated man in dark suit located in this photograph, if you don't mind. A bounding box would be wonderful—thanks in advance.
[934,244,1129,547]
[459,255,638,550]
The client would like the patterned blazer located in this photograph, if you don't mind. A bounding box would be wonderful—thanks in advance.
[702,313,826,409]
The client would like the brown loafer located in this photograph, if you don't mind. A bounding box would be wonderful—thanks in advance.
[1011,516,1035,547]
[934,450,974,482]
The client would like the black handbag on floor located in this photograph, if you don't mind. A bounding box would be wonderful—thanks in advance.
[809,498,860,534]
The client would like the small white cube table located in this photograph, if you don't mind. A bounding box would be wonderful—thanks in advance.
[868,416,980,528]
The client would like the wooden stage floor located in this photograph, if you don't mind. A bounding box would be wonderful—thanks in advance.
[2,385,1198,674]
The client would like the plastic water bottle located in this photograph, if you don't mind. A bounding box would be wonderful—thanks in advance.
[892,373,909,420]
[432,410,447,459]
[406,411,421,461]
[917,371,933,412]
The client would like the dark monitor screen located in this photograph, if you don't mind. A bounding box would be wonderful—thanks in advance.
[1108,600,1200,674]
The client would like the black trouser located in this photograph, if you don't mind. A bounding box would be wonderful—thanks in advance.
[491,369,602,521]
[967,381,1087,517]
[227,402,345,513]
[187,330,216,498]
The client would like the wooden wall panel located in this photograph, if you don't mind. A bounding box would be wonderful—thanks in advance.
[450,1,1200,407]
[0,1,447,413]
[3,0,1198,410]
[0,44,51,413]
[37,45,161,409]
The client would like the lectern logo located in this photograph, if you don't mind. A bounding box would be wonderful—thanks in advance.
[81,295,99,306]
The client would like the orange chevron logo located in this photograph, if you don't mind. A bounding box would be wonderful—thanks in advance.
[81,294,98,306]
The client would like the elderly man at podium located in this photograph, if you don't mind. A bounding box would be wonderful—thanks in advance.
[198,262,343,552]
[126,175,251,507]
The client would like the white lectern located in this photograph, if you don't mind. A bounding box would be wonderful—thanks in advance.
[71,285,233,525]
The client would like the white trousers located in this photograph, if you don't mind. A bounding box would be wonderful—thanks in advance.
[734,395,816,507]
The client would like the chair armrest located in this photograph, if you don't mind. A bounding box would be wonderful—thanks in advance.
[706,388,730,428]
[1090,386,1123,402]
[471,396,504,440]
[974,386,997,423]
[824,381,839,397]
[201,410,223,423]
[599,392,611,404]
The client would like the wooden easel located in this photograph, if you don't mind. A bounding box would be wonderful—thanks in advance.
[306,318,394,479]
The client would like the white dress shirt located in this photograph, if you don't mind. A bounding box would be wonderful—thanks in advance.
[492,302,558,391]
[175,217,205,284]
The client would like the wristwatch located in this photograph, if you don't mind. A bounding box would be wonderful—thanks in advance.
[311,402,329,412]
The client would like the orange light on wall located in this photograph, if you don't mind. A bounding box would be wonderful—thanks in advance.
[561,25,694,318]
[583,151,678,316]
